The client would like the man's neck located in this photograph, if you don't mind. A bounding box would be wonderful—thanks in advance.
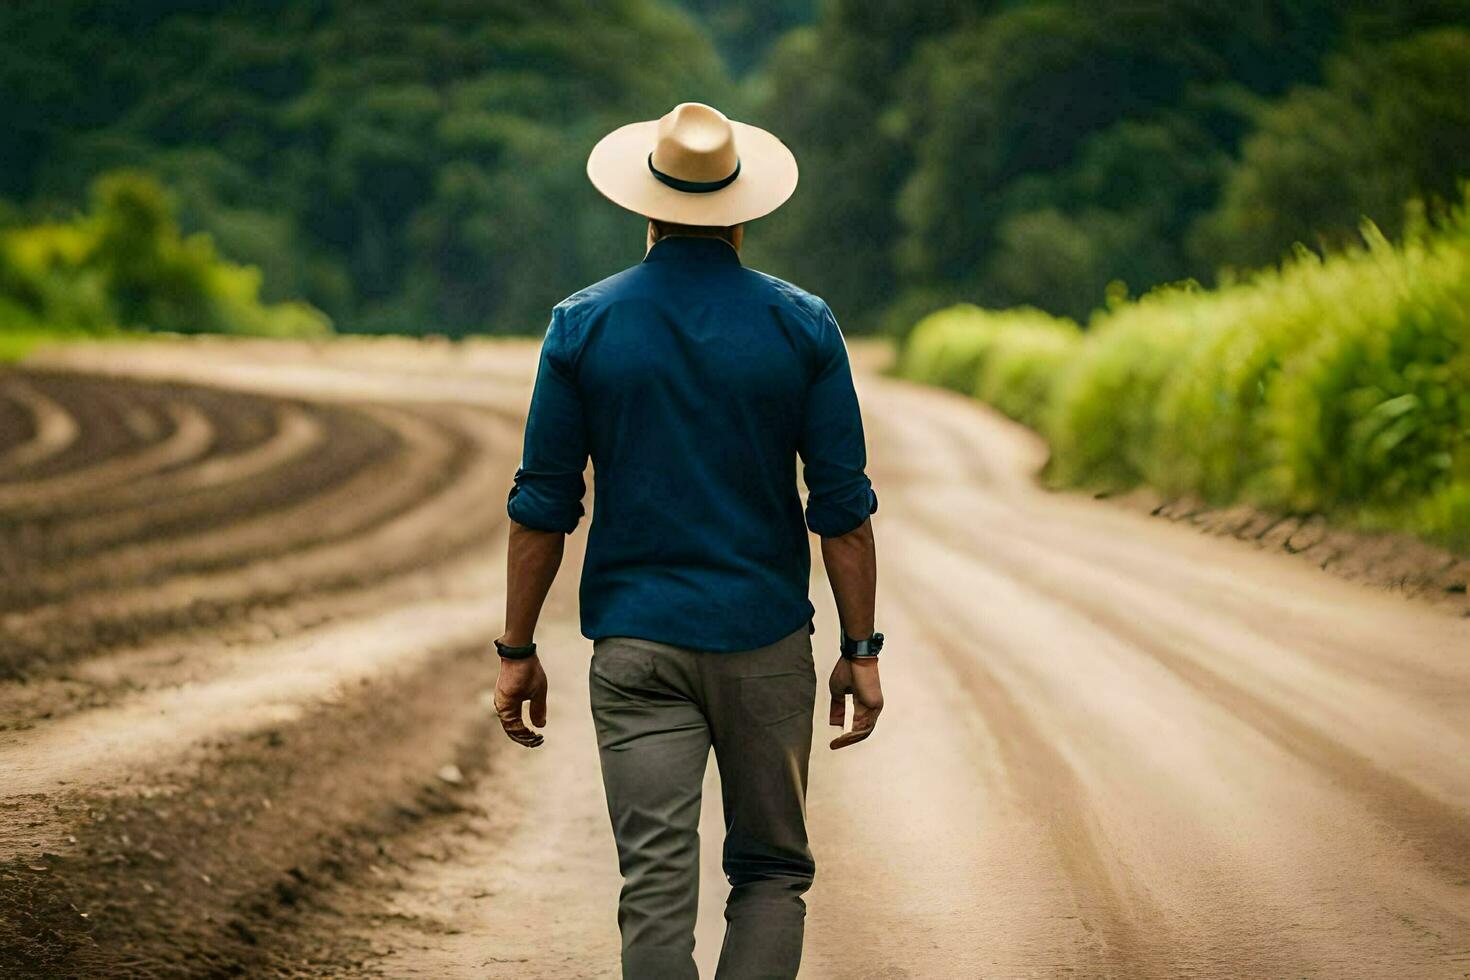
[646,224,742,255]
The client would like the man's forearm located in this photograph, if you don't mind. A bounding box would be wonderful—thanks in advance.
[820,518,876,638]
[501,519,566,646]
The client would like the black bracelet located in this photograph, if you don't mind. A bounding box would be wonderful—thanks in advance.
[494,638,537,660]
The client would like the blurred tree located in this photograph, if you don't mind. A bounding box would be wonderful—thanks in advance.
[675,0,814,74]
[1193,27,1470,271]
[892,1,1348,321]
[0,170,330,337]
[980,114,1226,319]
[750,0,982,332]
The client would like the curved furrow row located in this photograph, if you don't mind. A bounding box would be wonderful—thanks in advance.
[0,372,446,586]
[3,376,187,483]
[1,377,287,519]
[0,382,36,456]
[0,536,494,732]
[0,401,214,510]
[0,404,403,602]
[34,404,324,552]
[11,404,458,602]
[0,377,168,485]
[0,379,79,472]
[0,372,313,507]
[0,373,294,520]
[0,399,519,681]
[2,405,389,570]
[0,381,400,602]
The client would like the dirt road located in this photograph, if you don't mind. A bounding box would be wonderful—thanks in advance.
[1,339,1466,978]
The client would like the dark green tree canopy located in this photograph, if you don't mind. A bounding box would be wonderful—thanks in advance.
[1,0,730,335]
[756,0,1469,327]
[2,0,1465,335]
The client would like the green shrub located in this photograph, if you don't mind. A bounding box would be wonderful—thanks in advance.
[1044,286,1207,489]
[897,304,1000,393]
[0,171,330,342]
[1257,222,1470,516]
[974,326,1079,430]
[899,304,1079,416]
[1402,480,1470,552]
[898,189,1470,552]
[1147,251,1366,502]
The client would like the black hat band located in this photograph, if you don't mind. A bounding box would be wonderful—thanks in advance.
[648,153,741,193]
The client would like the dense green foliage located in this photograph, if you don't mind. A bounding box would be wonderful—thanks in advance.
[753,1,977,332]
[0,1,1465,336]
[897,305,1081,429]
[1,0,728,336]
[0,172,328,344]
[898,194,1470,551]
[675,0,813,74]
[759,1,1470,329]
[1194,27,1470,271]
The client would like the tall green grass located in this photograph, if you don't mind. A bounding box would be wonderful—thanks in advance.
[897,306,1081,430]
[897,194,1470,552]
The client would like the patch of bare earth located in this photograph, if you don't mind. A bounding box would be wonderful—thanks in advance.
[1121,492,1469,617]
[1,644,499,977]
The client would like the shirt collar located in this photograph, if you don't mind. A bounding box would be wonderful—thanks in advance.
[643,236,742,266]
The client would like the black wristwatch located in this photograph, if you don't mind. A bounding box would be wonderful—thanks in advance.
[494,638,538,660]
[840,631,884,661]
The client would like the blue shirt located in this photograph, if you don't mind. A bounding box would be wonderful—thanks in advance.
[507,235,877,652]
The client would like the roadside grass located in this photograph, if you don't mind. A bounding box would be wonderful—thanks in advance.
[897,192,1470,554]
[1,328,94,363]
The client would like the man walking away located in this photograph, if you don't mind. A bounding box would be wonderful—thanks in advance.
[490,102,885,980]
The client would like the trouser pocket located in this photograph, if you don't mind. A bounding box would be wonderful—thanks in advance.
[590,643,659,693]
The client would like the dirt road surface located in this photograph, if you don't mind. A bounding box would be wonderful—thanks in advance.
[1,338,1466,978]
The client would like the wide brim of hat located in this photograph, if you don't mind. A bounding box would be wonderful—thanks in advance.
[586,118,798,226]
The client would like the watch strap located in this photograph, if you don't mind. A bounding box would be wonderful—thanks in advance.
[840,631,884,660]
[494,638,538,660]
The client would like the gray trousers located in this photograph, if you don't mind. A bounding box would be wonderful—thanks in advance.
[589,625,817,980]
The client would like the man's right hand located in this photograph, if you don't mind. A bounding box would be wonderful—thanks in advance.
[494,654,548,748]
[828,656,883,750]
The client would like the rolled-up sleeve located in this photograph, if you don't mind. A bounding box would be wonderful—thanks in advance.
[507,308,588,533]
[798,303,878,537]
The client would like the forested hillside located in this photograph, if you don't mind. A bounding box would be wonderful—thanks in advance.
[756,1,1470,329]
[0,0,729,336]
[1,0,1466,335]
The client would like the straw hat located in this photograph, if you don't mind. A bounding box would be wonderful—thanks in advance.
[586,102,798,226]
